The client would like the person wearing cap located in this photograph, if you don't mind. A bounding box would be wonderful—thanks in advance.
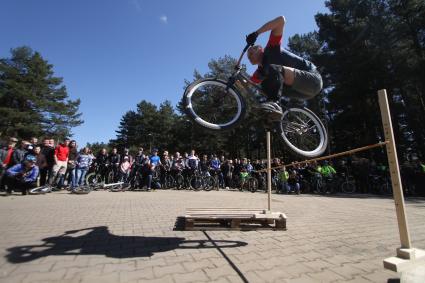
[5,155,39,195]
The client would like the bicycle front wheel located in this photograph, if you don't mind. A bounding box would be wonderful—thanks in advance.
[341,181,356,194]
[183,79,246,130]
[280,107,327,158]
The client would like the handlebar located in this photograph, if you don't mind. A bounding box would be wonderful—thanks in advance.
[236,43,252,68]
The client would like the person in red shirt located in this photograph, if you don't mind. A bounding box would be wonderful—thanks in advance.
[245,16,323,121]
[0,137,18,192]
[51,138,70,188]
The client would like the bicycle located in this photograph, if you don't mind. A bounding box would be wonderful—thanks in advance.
[183,44,328,158]
[188,169,212,191]
[85,164,115,189]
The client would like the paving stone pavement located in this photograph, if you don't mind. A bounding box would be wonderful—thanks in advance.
[0,190,424,283]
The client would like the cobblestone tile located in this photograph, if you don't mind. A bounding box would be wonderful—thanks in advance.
[119,267,155,282]
[153,263,186,277]
[172,269,210,283]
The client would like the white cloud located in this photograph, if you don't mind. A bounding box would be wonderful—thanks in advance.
[159,15,168,24]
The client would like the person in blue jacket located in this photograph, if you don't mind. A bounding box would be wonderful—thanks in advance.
[5,155,39,195]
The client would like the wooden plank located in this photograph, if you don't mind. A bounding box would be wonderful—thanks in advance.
[378,89,411,249]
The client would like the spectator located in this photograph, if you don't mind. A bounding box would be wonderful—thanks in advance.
[140,154,153,191]
[287,169,301,194]
[108,148,120,182]
[52,138,70,188]
[187,149,199,171]
[96,148,109,181]
[199,155,210,176]
[119,156,131,182]
[30,137,38,147]
[221,159,234,189]
[149,148,162,166]
[33,145,47,179]
[0,137,18,191]
[5,155,39,195]
[121,148,133,165]
[277,166,289,194]
[74,147,93,188]
[40,138,55,186]
[66,140,78,188]
[12,140,30,166]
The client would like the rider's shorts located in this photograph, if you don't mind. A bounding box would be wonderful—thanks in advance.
[284,68,323,100]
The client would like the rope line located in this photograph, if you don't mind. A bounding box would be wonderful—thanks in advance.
[257,141,389,173]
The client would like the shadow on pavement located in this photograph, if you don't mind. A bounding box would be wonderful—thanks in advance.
[6,226,247,264]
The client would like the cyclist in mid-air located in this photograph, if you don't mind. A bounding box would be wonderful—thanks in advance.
[245,16,323,120]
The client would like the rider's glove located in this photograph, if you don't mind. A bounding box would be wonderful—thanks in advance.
[246,31,258,46]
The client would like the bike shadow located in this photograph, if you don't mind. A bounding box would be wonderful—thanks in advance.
[6,226,247,264]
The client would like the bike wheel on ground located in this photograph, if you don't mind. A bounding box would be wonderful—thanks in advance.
[29,185,52,195]
[189,176,203,191]
[183,79,246,131]
[72,186,92,194]
[164,175,174,189]
[341,181,356,194]
[202,176,216,191]
[175,174,185,190]
[246,177,258,193]
[280,107,327,158]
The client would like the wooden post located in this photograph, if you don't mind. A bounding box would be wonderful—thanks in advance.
[267,131,272,211]
[377,89,411,249]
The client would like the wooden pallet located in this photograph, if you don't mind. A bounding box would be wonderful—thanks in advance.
[184,208,287,231]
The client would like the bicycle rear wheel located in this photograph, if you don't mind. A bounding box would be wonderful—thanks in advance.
[175,174,185,190]
[164,175,174,189]
[189,176,203,190]
[341,181,356,194]
[86,173,102,187]
[29,185,52,194]
[247,177,258,193]
[202,176,215,191]
[72,186,92,194]
[280,107,327,158]
[183,79,246,130]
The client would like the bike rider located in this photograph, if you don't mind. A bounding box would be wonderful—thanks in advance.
[245,16,323,121]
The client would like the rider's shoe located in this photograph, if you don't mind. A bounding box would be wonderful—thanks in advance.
[259,101,283,122]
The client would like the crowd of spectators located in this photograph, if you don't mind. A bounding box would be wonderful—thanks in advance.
[1,136,425,196]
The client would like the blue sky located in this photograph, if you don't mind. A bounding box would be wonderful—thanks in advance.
[1,0,328,146]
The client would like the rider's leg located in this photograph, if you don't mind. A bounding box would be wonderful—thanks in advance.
[280,67,323,100]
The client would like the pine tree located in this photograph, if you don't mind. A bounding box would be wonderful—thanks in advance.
[0,46,82,139]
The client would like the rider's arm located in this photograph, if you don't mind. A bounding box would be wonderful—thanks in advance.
[255,16,285,37]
